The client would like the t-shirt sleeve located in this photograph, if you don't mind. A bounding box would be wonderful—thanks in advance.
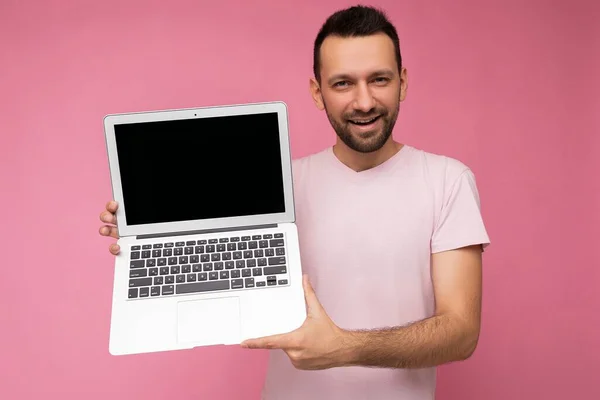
[431,167,490,253]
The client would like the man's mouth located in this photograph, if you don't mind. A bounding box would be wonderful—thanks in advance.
[348,115,381,126]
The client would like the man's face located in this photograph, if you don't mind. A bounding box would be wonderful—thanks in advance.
[311,33,407,153]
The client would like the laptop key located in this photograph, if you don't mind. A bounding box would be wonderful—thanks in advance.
[267,257,286,266]
[257,281,266,287]
[165,276,174,284]
[209,272,218,280]
[269,239,285,247]
[151,286,160,296]
[162,285,175,295]
[176,274,185,283]
[129,278,152,287]
[130,269,147,278]
[245,278,255,288]
[128,288,138,298]
[176,280,230,294]
[264,266,287,275]
[130,260,145,269]
[274,233,284,238]
[131,245,141,251]
[130,251,140,259]
[278,279,288,285]
[231,279,243,289]
[139,287,150,297]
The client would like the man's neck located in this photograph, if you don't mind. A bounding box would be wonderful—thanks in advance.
[333,138,404,172]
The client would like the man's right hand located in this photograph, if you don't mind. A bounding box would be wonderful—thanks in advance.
[99,200,120,255]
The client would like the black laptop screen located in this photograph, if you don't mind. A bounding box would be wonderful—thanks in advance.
[114,112,286,226]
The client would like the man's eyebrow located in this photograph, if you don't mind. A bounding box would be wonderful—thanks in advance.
[327,69,395,85]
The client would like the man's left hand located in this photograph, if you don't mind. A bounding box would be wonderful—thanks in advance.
[241,275,353,370]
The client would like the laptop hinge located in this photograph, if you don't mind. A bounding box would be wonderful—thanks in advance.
[136,223,278,240]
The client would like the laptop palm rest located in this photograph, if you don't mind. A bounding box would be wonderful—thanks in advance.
[177,297,241,346]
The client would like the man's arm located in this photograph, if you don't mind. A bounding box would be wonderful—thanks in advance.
[337,244,483,369]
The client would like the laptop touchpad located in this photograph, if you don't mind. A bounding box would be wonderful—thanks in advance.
[177,297,241,346]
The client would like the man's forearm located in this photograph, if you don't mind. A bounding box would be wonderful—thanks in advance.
[337,313,479,369]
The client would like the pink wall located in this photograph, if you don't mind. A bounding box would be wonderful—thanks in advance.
[2,0,598,398]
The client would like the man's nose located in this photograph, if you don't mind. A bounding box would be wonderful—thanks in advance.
[352,82,376,113]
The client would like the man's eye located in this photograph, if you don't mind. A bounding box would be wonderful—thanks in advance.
[374,77,389,84]
[333,81,348,88]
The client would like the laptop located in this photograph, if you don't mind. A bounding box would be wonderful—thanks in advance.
[103,101,307,355]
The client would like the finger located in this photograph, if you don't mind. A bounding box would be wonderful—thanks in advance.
[100,210,117,225]
[99,225,119,239]
[106,200,119,213]
[241,332,295,350]
[109,243,120,255]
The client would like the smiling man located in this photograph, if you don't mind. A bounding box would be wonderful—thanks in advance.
[240,5,491,400]
[99,5,490,400]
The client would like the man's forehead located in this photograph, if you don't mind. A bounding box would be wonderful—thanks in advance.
[319,33,397,77]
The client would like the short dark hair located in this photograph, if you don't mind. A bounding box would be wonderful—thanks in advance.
[313,5,402,83]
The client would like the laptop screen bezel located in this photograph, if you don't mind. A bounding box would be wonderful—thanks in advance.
[103,101,295,238]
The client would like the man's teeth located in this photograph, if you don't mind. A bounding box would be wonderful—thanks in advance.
[351,116,378,124]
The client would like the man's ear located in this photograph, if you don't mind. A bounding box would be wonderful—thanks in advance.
[309,77,325,110]
[399,66,408,102]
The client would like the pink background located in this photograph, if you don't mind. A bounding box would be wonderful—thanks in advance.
[2,0,599,398]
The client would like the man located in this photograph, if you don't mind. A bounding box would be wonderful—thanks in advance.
[99,5,490,400]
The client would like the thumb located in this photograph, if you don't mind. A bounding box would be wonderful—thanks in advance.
[302,274,322,316]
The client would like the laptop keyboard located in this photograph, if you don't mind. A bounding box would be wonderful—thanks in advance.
[127,233,289,299]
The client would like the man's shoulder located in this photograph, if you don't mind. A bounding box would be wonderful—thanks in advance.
[406,145,472,182]
[291,147,331,175]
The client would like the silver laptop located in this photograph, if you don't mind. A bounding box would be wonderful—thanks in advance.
[103,101,307,355]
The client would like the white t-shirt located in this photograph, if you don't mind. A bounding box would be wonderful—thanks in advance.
[261,144,491,400]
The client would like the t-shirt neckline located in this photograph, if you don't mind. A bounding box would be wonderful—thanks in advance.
[326,143,412,178]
